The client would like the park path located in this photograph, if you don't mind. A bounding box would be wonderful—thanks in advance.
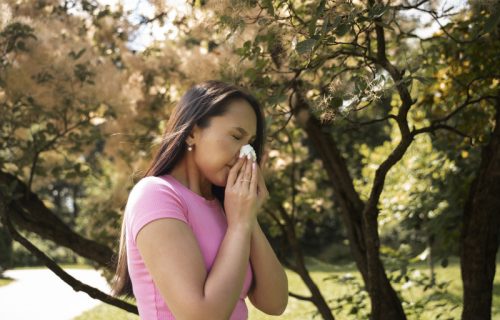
[0,268,110,320]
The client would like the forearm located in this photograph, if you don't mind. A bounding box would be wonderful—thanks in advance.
[249,221,289,315]
[203,220,254,319]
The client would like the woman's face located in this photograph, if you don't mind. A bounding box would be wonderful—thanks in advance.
[191,98,257,187]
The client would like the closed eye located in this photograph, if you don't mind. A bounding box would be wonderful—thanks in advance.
[233,135,256,145]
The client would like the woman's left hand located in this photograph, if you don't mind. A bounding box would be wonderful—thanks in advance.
[253,162,269,207]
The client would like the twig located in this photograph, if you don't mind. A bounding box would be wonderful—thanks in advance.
[289,292,314,301]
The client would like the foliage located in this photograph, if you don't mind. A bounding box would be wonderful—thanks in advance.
[0,0,499,318]
[10,232,86,267]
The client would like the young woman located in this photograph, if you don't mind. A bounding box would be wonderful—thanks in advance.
[111,80,288,319]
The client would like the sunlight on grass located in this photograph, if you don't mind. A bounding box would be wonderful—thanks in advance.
[74,299,139,320]
[12,264,93,270]
[0,277,14,287]
[74,258,500,320]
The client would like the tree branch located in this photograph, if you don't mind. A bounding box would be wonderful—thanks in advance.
[413,123,472,140]
[341,114,397,132]
[0,198,138,314]
[0,171,115,270]
[289,292,313,301]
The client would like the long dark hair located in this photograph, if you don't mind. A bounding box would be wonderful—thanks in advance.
[111,80,267,298]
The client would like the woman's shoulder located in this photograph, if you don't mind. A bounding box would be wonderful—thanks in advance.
[128,175,185,206]
[132,175,174,192]
[125,175,190,241]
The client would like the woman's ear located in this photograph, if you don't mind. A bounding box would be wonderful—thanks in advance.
[186,124,201,146]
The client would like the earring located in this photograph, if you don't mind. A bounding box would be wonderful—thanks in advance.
[188,144,193,151]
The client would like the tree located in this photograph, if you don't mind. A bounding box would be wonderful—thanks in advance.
[211,0,499,318]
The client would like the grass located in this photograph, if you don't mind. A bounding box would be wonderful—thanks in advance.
[11,263,93,270]
[0,277,14,287]
[74,257,500,320]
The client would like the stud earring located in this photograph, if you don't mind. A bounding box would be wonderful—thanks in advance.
[188,144,193,151]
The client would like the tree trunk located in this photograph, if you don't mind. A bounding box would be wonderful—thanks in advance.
[461,96,500,320]
[283,208,335,320]
[266,204,335,320]
[291,88,407,319]
[428,235,435,287]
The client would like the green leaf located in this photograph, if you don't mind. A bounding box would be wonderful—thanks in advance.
[441,258,448,268]
[413,76,434,85]
[354,77,367,94]
[69,48,86,60]
[331,97,343,109]
[295,39,316,55]
[369,3,388,19]
[243,40,252,51]
[483,10,500,35]
[244,68,257,81]
[330,15,341,29]
[257,17,270,26]
[335,22,350,36]
[374,20,394,30]
[265,115,273,129]
[321,14,330,35]
[309,0,326,37]
[262,0,274,17]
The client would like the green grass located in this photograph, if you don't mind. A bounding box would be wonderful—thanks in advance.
[74,299,139,320]
[0,277,14,287]
[12,263,93,270]
[74,258,500,319]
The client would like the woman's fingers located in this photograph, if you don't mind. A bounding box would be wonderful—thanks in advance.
[254,163,269,200]
[228,157,246,187]
[235,157,249,187]
[250,161,258,194]
[243,156,252,187]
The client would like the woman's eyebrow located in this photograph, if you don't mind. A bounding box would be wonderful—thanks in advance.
[232,126,256,140]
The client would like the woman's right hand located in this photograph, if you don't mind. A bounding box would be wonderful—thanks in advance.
[224,155,259,228]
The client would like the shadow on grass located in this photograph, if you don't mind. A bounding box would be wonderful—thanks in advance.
[437,290,462,305]
[301,256,359,273]
[0,275,15,287]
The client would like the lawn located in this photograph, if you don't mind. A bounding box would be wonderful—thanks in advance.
[74,257,500,320]
[0,277,14,287]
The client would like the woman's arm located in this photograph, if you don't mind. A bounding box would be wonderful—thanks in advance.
[248,221,289,315]
[137,218,254,320]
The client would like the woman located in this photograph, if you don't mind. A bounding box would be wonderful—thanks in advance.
[111,80,289,319]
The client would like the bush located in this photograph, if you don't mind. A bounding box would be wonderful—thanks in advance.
[11,232,79,267]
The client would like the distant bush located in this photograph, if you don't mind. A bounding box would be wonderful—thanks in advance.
[11,233,79,267]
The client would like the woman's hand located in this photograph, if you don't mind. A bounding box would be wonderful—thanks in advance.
[253,161,269,209]
[224,156,259,228]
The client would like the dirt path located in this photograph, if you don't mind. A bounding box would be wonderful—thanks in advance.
[0,268,110,320]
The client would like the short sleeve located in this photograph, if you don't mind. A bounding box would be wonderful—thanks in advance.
[126,176,188,244]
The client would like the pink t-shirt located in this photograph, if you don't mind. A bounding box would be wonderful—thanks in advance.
[125,174,253,320]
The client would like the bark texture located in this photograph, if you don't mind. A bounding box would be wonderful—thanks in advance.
[461,97,500,320]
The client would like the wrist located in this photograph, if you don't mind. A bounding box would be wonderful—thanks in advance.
[228,218,256,233]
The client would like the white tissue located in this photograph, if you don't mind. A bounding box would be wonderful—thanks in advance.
[239,144,256,161]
